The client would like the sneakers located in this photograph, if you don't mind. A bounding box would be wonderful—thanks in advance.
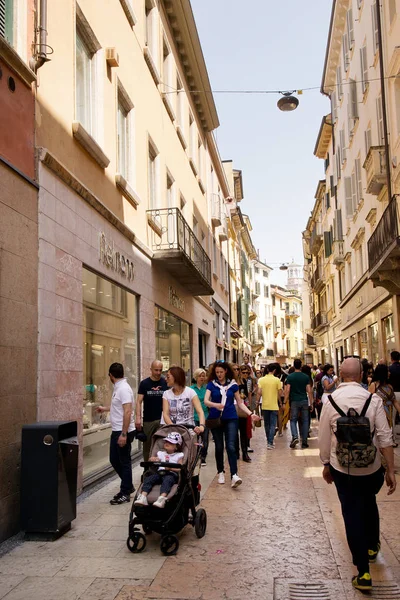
[352,572,372,591]
[153,495,167,509]
[218,472,225,484]
[368,542,381,563]
[113,486,134,500]
[301,442,309,449]
[231,474,242,488]
[290,437,299,449]
[247,447,254,453]
[134,493,148,506]
[201,459,207,466]
[267,443,275,450]
[110,494,130,505]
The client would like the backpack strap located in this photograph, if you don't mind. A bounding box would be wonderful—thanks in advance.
[360,394,373,417]
[328,395,347,417]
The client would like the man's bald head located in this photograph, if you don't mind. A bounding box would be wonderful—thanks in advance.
[340,358,362,382]
[150,360,163,380]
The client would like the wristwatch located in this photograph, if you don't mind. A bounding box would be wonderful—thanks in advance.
[121,432,127,438]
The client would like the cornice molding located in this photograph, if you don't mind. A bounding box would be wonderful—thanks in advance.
[321,0,350,94]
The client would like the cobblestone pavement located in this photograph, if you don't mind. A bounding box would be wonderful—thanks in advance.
[1,423,400,600]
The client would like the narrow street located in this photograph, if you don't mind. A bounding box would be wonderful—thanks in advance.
[1,424,400,600]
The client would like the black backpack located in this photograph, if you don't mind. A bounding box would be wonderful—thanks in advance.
[328,394,377,469]
[316,379,324,399]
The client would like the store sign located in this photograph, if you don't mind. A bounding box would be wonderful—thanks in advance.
[99,233,134,281]
[168,286,185,313]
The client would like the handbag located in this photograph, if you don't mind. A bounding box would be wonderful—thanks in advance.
[254,404,262,427]
[205,417,221,429]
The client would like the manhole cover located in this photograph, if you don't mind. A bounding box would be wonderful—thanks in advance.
[274,580,344,600]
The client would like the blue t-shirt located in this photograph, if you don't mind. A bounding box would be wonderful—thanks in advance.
[206,380,239,420]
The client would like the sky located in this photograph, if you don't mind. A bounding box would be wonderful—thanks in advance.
[191,0,333,285]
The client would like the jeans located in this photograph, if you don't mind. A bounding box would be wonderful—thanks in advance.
[142,471,178,496]
[330,466,384,574]
[290,400,309,442]
[109,430,135,495]
[238,417,249,455]
[263,410,278,445]
[142,420,161,462]
[211,418,239,478]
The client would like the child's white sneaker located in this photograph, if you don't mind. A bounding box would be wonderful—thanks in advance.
[231,474,242,488]
[218,472,225,484]
[153,496,167,509]
[134,493,148,506]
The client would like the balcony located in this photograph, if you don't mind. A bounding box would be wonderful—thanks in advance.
[311,311,328,332]
[306,334,316,347]
[310,265,325,292]
[285,308,300,318]
[332,240,345,265]
[147,207,214,296]
[211,193,222,227]
[310,223,323,255]
[368,197,400,294]
[218,217,228,242]
[251,336,264,349]
[363,146,387,195]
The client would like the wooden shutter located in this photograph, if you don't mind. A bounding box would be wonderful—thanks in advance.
[360,46,368,94]
[351,172,358,213]
[347,9,354,49]
[0,0,5,38]
[355,158,363,204]
[325,192,330,210]
[365,128,372,156]
[376,96,384,144]
[331,91,338,123]
[343,32,350,71]
[330,175,335,196]
[372,2,379,54]
[337,66,343,100]
[345,177,353,218]
[336,149,341,181]
[334,209,344,241]
[324,231,333,258]
[340,129,346,163]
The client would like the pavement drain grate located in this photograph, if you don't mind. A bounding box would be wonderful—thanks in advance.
[369,582,400,599]
[274,579,344,600]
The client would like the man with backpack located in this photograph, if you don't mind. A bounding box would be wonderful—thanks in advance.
[319,358,396,592]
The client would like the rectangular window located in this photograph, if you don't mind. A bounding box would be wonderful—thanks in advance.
[383,315,396,359]
[176,76,185,134]
[347,9,354,49]
[162,38,173,94]
[324,230,333,258]
[360,46,368,94]
[365,127,372,156]
[145,0,159,66]
[351,171,357,213]
[355,158,363,205]
[336,147,342,180]
[117,91,133,181]
[357,244,364,280]
[369,323,379,365]
[148,142,159,208]
[372,2,379,54]
[155,306,191,382]
[76,32,97,136]
[83,267,139,480]
[166,173,174,208]
[343,32,350,71]
[264,285,269,298]
[0,0,13,44]
[376,96,384,144]
[340,129,346,164]
[348,79,359,131]
[337,66,343,100]
[345,176,353,218]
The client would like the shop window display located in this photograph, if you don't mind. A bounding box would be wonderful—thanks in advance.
[384,314,396,360]
[155,307,191,382]
[82,268,139,482]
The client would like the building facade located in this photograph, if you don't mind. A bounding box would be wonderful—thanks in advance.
[251,259,274,365]
[305,0,400,370]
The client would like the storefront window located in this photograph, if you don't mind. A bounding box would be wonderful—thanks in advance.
[384,314,395,360]
[350,334,359,357]
[359,329,368,359]
[344,338,350,356]
[82,268,139,482]
[369,323,379,366]
[155,307,192,382]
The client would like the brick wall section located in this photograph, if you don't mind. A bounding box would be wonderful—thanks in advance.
[0,162,38,542]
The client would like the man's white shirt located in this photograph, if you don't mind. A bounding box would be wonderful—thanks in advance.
[110,378,135,432]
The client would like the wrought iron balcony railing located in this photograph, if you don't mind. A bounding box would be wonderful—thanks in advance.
[147,207,213,296]
[368,198,399,272]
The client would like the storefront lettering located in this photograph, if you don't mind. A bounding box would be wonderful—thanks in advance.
[168,286,185,313]
[99,233,134,281]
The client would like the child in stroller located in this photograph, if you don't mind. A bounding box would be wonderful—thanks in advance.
[134,431,184,509]
[127,424,207,556]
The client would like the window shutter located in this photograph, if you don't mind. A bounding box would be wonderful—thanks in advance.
[360,46,368,94]
[351,172,358,213]
[0,0,5,38]
[337,66,343,100]
[325,192,330,210]
[376,96,384,144]
[343,32,350,71]
[336,148,341,181]
[324,231,332,258]
[355,158,363,204]
[347,9,354,49]
[340,129,346,163]
[331,91,338,123]
[372,3,379,54]
[389,0,396,23]
[345,176,353,218]
[365,128,372,156]
[330,175,335,195]
[335,209,344,241]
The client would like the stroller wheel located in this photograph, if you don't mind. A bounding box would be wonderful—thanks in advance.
[142,524,152,535]
[160,534,179,556]
[126,532,146,553]
[194,508,207,539]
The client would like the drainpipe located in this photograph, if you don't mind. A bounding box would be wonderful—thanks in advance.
[29,0,50,72]
[376,0,392,202]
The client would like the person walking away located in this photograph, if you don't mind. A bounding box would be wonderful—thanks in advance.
[285,359,313,449]
[191,368,209,465]
[321,364,338,405]
[237,365,252,462]
[274,363,289,435]
[389,351,400,443]
[369,363,400,447]
[319,358,396,592]
[314,366,325,420]
[257,364,282,449]
[97,363,135,504]
[204,361,260,488]
[135,431,184,509]
[135,360,168,461]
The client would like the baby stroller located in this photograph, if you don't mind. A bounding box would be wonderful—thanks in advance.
[127,424,207,556]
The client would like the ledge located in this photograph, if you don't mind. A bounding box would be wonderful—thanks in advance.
[119,0,137,27]
[198,177,206,194]
[143,47,161,86]
[72,121,110,169]
[189,157,198,177]
[115,174,140,208]
[176,126,187,150]
[162,93,176,122]
[0,37,36,88]
[38,147,153,260]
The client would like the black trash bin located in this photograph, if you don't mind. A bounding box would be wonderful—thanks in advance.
[20,421,79,539]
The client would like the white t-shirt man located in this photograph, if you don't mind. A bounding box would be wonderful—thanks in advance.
[110,378,135,432]
[161,387,197,425]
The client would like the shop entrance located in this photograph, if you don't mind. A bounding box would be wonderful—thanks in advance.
[198,332,207,369]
